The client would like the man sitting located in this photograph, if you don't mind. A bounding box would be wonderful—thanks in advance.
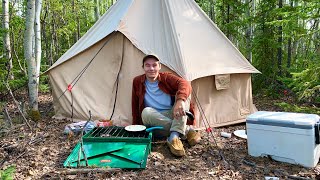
[131,54,201,156]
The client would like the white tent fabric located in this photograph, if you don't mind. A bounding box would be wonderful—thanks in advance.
[48,0,259,80]
[47,0,260,128]
[47,0,134,71]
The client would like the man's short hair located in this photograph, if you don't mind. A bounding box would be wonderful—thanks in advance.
[142,54,160,65]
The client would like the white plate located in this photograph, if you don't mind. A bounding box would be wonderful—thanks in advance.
[125,125,146,132]
[233,130,247,139]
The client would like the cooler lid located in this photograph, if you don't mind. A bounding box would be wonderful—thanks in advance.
[247,111,320,129]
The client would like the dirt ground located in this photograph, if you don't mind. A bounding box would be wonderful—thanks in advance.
[1,93,320,179]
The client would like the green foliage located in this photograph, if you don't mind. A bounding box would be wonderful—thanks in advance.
[252,0,278,92]
[214,0,246,41]
[39,75,50,93]
[42,0,97,61]
[0,77,28,94]
[250,0,320,105]
[280,59,320,103]
[275,102,320,115]
[0,165,16,180]
[39,84,50,93]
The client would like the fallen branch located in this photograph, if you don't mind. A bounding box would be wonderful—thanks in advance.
[57,168,121,175]
[28,134,44,145]
[273,169,312,180]
[3,105,13,127]
[4,82,32,130]
[287,175,312,180]
[242,159,256,167]
[0,155,9,168]
[0,148,26,169]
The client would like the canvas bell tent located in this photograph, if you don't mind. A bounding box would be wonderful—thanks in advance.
[46,0,260,128]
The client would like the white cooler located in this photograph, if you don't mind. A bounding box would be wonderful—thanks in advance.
[246,111,320,168]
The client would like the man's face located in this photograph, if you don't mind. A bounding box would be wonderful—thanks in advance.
[143,58,161,81]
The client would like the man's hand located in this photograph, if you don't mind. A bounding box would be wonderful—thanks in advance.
[173,99,186,119]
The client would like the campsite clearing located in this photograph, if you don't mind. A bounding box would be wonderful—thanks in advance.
[0,93,319,179]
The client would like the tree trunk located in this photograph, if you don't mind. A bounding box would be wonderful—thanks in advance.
[286,0,293,74]
[311,19,319,55]
[245,0,252,62]
[24,0,38,111]
[50,13,55,66]
[72,0,78,43]
[42,5,51,66]
[35,0,42,85]
[292,0,299,62]
[287,38,292,73]
[277,0,283,76]
[209,0,215,22]
[227,3,232,41]
[77,16,80,41]
[94,0,100,21]
[2,0,14,80]
[316,20,320,55]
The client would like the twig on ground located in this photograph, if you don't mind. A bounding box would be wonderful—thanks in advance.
[242,159,256,167]
[273,169,312,180]
[0,156,9,168]
[57,168,121,175]
[287,175,312,180]
[28,134,44,145]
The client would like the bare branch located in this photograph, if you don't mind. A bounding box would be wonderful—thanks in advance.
[13,48,27,76]
[3,105,13,127]
[4,82,32,130]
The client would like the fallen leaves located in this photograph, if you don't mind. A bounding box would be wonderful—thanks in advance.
[0,93,319,179]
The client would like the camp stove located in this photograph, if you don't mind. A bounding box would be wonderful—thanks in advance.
[63,126,153,169]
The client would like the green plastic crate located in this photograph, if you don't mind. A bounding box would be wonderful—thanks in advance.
[63,126,153,169]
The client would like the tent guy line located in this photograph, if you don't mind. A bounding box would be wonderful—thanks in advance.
[191,87,227,163]
[44,32,116,117]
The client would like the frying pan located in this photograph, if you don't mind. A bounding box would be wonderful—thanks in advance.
[124,111,194,133]
[125,125,164,133]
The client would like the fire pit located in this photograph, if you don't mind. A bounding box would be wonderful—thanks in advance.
[63,126,153,169]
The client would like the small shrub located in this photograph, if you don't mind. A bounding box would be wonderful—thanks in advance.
[0,165,16,180]
[29,110,41,122]
[274,102,320,115]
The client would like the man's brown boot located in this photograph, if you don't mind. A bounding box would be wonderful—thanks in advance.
[167,137,185,157]
[187,130,201,146]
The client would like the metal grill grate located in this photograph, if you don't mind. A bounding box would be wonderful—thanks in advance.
[64,126,153,169]
[84,126,149,139]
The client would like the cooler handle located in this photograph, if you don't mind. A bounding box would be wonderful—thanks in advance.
[315,122,320,144]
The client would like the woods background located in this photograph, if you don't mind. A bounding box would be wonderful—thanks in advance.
[0,0,319,114]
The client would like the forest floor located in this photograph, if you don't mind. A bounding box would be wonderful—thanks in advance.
[1,93,320,180]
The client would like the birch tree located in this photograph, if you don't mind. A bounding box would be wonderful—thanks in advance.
[35,0,42,84]
[2,0,13,80]
[24,0,40,118]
